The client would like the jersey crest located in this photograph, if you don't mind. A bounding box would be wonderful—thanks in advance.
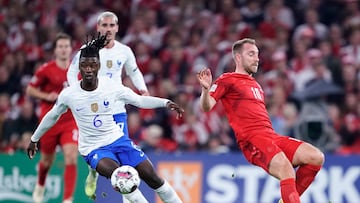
[106,60,113,68]
[209,84,217,92]
[91,103,99,112]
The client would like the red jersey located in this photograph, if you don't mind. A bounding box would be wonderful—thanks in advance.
[210,73,274,140]
[28,60,73,122]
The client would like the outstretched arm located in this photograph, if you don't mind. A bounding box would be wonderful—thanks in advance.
[26,85,58,102]
[197,68,217,112]
[120,86,184,119]
[27,99,68,159]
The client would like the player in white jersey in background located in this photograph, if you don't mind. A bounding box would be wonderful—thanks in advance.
[67,11,149,200]
[28,34,184,203]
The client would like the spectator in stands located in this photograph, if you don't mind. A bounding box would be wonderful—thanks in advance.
[293,8,328,43]
[1,98,37,152]
[0,93,11,151]
[17,131,32,153]
[0,24,10,64]
[340,27,360,69]
[138,124,165,153]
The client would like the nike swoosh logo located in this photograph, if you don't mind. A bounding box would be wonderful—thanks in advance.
[75,107,85,111]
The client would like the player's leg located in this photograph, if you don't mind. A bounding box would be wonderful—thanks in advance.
[136,160,183,203]
[113,113,150,203]
[95,158,148,203]
[84,142,149,203]
[33,131,58,203]
[33,152,55,203]
[291,142,324,195]
[275,136,324,197]
[60,125,79,203]
[268,152,300,203]
[115,135,182,203]
[241,136,300,203]
[62,143,77,203]
[85,166,98,199]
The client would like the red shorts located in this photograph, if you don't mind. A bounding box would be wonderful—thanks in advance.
[239,133,303,173]
[39,120,78,154]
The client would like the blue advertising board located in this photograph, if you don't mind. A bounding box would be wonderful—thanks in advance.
[94,153,360,203]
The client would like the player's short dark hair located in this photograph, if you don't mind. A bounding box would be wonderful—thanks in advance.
[80,33,108,59]
[232,38,256,56]
[53,32,71,50]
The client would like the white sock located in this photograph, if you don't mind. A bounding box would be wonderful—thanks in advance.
[155,180,182,203]
[122,195,131,203]
[122,188,149,203]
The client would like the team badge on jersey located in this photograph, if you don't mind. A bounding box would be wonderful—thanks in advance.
[209,84,217,92]
[91,103,98,112]
[106,60,113,68]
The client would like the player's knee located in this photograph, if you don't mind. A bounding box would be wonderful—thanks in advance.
[64,156,78,165]
[269,153,295,179]
[309,148,325,166]
[41,160,53,168]
[40,156,55,167]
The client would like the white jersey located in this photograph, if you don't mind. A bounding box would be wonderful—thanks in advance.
[31,77,168,155]
[67,40,148,114]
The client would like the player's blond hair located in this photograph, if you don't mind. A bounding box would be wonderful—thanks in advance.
[97,11,118,24]
[232,38,256,57]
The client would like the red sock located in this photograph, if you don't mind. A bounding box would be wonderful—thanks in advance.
[63,164,77,200]
[280,178,300,203]
[38,162,50,186]
[296,164,321,195]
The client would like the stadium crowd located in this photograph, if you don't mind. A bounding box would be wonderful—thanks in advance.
[0,0,360,155]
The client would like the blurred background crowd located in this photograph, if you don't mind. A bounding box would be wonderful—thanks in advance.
[0,0,360,155]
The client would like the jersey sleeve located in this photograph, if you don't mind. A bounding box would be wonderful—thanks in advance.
[67,51,81,86]
[116,85,168,108]
[210,77,228,101]
[123,46,148,92]
[53,90,70,115]
[30,91,69,142]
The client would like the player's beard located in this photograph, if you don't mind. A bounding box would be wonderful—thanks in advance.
[244,63,258,75]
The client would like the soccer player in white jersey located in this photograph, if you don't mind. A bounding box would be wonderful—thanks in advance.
[27,34,184,203]
[67,11,150,199]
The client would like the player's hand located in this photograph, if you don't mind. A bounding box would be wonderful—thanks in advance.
[196,68,213,90]
[46,92,58,102]
[166,101,184,119]
[27,141,38,159]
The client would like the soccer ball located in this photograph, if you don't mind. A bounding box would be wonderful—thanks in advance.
[111,165,140,194]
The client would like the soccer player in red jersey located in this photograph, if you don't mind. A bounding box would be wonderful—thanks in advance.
[196,38,324,203]
[26,33,78,203]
